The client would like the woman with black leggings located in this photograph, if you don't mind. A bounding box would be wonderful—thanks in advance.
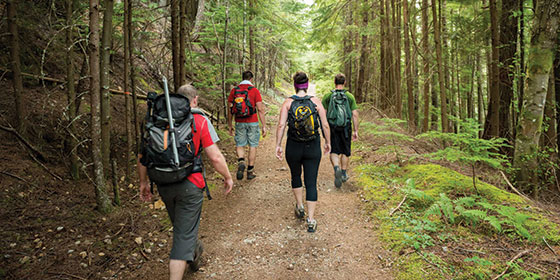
[275,72,330,232]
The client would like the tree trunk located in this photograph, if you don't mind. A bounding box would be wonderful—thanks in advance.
[89,0,112,213]
[128,0,139,153]
[393,0,402,117]
[431,0,448,132]
[555,34,560,159]
[100,0,114,169]
[431,73,439,131]
[171,0,180,91]
[76,54,88,116]
[484,0,500,138]
[66,0,79,180]
[379,0,387,110]
[179,0,187,86]
[516,0,525,132]
[499,0,518,153]
[355,1,369,104]
[542,70,557,154]
[403,0,414,129]
[477,53,484,138]
[222,0,230,117]
[7,0,25,133]
[124,0,132,181]
[249,0,256,74]
[513,0,560,193]
[468,58,475,120]
[421,0,430,132]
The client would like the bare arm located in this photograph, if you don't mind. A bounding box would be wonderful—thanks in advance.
[275,99,291,160]
[137,154,152,202]
[313,97,331,154]
[256,101,267,137]
[204,144,233,194]
[352,109,359,140]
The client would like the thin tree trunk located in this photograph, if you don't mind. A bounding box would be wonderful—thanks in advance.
[468,58,475,120]
[513,0,560,193]
[431,73,438,131]
[124,0,132,182]
[171,0,180,90]
[356,1,369,104]
[179,0,186,86]
[249,0,256,74]
[100,0,114,169]
[431,0,448,132]
[542,70,557,154]
[421,0,430,132]
[66,0,79,180]
[345,1,353,93]
[403,0,414,129]
[517,0,525,131]
[242,0,247,68]
[222,0,230,117]
[128,0,139,153]
[76,54,88,116]
[477,53,484,138]
[394,0,402,117]
[484,0,500,138]
[7,0,24,133]
[89,0,112,213]
[555,34,560,159]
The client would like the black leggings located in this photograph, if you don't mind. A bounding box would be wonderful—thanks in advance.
[285,137,321,202]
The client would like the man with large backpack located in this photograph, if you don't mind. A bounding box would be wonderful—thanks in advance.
[321,73,359,188]
[227,70,267,180]
[138,82,233,280]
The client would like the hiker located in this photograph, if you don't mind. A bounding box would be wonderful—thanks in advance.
[275,71,331,232]
[138,84,233,280]
[177,84,220,143]
[228,70,267,180]
[321,73,359,188]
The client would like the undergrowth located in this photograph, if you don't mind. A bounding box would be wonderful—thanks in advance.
[358,163,560,279]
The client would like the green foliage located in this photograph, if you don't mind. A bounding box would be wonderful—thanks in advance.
[362,119,414,163]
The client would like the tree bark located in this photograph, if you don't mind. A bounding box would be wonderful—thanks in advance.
[222,0,230,117]
[431,0,448,132]
[171,0,180,91]
[89,0,112,213]
[179,0,187,86]
[128,0,139,153]
[499,0,518,152]
[124,0,132,181]
[542,70,557,154]
[484,0,500,138]
[344,4,353,93]
[7,0,25,133]
[355,1,369,104]
[477,53,484,138]
[249,0,256,74]
[403,0,414,129]
[393,0,402,117]
[421,0,430,132]
[66,0,79,180]
[516,0,525,131]
[100,0,114,169]
[513,0,560,192]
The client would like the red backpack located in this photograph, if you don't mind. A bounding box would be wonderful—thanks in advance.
[231,86,256,118]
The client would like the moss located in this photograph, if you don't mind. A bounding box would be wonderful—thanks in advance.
[404,164,522,204]
[395,254,443,280]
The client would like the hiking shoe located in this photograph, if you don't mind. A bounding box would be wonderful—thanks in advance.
[295,205,305,219]
[334,168,342,188]
[246,169,256,180]
[307,219,317,233]
[236,162,246,180]
[189,240,203,272]
[341,172,349,183]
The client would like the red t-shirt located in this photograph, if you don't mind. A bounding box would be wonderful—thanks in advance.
[188,114,214,188]
[228,84,262,123]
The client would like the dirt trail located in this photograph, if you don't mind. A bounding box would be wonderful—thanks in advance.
[184,87,392,279]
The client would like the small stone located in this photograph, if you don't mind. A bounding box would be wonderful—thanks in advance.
[98,252,105,257]
[75,241,81,245]
[20,256,30,264]
[79,251,87,258]
[134,237,142,245]
[57,226,64,231]
[67,249,75,254]
[145,249,152,254]
[80,262,88,268]
[9,243,16,248]
[104,239,112,245]
[287,264,294,270]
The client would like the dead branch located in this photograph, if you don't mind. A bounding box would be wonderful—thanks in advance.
[18,141,63,181]
[0,124,46,161]
[543,237,557,256]
[0,171,37,187]
[389,194,408,216]
[454,247,486,255]
[492,249,531,280]
[46,271,88,280]
[499,171,532,202]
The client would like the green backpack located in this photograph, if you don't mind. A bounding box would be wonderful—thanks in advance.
[327,89,352,128]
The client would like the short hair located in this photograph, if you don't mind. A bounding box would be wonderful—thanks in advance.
[242,70,254,80]
[176,84,197,101]
[334,73,346,85]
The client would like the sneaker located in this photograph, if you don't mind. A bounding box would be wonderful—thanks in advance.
[295,205,305,219]
[236,162,245,180]
[189,240,204,272]
[307,219,317,233]
[246,169,256,180]
[341,172,349,183]
[334,167,342,188]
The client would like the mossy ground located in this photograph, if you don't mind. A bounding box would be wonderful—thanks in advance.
[358,163,560,279]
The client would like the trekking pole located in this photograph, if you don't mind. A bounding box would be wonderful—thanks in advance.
[162,76,180,167]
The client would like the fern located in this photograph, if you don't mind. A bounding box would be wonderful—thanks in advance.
[454,196,476,208]
[460,209,487,225]
[484,215,503,232]
[439,193,455,224]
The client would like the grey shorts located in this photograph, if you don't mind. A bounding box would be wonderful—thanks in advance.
[158,180,204,261]
[234,122,260,147]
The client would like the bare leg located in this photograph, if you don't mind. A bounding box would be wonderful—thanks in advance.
[341,155,350,170]
[248,147,257,166]
[236,146,245,160]
[307,201,316,221]
[292,187,304,208]
[169,259,187,280]
[330,153,340,167]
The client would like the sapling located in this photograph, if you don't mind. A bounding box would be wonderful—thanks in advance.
[417,118,509,194]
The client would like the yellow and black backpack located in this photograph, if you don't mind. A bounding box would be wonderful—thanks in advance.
[287,95,320,142]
